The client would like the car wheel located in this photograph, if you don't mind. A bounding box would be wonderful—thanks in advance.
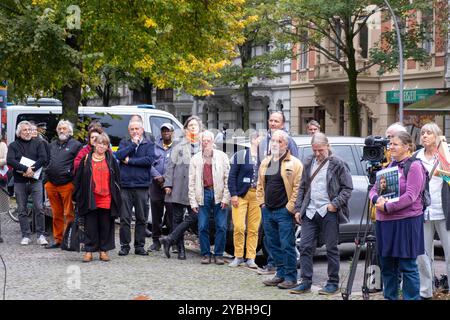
[8,196,19,222]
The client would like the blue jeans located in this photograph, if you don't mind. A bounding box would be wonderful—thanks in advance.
[262,206,297,282]
[15,181,46,238]
[198,188,227,257]
[380,256,420,300]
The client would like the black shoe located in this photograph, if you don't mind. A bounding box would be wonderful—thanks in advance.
[118,248,130,256]
[161,236,172,259]
[177,241,186,260]
[149,241,161,252]
[45,243,61,249]
[135,248,149,256]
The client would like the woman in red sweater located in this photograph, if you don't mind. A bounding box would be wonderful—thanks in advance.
[74,133,122,262]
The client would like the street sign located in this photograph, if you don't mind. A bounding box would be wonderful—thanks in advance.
[386,89,436,104]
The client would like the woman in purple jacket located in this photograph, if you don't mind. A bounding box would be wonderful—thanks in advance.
[369,131,425,300]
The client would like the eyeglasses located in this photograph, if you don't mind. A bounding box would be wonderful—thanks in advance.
[21,129,32,132]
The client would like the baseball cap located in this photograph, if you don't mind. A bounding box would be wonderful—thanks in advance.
[160,123,174,131]
[36,122,47,130]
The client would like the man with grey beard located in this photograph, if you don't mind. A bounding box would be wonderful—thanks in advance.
[7,121,48,245]
[44,120,82,249]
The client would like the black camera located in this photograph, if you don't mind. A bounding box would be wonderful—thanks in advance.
[362,135,389,163]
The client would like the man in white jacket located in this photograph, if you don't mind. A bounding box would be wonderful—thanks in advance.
[189,130,230,265]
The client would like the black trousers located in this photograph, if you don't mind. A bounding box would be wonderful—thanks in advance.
[299,212,340,285]
[170,203,198,244]
[150,199,173,241]
[84,208,115,252]
[120,188,149,249]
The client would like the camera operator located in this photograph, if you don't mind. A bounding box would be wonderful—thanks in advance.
[369,131,426,300]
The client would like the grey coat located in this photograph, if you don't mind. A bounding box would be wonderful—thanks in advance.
[294,154,353,224]
[441,182,450,230]
[163,137,201,206]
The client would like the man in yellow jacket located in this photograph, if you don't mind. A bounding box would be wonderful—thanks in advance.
[256,130,303,289]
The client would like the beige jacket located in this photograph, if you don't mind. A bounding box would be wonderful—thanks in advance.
[188,149,231,208]
[256,151,303,214]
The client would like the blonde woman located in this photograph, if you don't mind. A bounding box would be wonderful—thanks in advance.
[415,122,450,299]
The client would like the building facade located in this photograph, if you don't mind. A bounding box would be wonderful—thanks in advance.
[196,45,292,131]
[290,4,448,139]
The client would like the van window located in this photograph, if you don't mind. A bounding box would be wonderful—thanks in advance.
[82,113,132,147]
[17,113,61,141]
[149,116,177,140]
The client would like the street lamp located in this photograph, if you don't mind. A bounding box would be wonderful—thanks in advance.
[384,0,404,123]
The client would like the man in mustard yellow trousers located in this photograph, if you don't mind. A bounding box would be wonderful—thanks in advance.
[228,131,262,268]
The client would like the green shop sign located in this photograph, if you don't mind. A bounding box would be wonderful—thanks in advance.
[386,89,436,104]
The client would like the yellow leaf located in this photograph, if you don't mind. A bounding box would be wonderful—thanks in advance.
[144,18,157,29]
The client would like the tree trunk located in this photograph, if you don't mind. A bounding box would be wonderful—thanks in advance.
[345,21,360,137]
[347,69,360,137]
[243,82,250,131]
[103,83,111,106]
[239,42,253,131]
[142,77,153,104]
[62,31,82,126]
[62,79,81,126]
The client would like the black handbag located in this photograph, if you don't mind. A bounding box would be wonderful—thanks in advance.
[61,219,81,252]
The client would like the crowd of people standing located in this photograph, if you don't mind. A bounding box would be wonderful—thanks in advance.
[0,113,448,300]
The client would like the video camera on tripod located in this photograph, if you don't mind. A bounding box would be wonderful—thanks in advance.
[362,136,390,185]
[341,135,390,300]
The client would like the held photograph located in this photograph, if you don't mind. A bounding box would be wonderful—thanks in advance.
[376,166,400,202]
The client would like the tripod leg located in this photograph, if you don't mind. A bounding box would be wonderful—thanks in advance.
[341,240,363,300]
[362,235,381,300]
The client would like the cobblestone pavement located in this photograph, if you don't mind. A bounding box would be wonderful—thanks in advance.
[0,212,446,300]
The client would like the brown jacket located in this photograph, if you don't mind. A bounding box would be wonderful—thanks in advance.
[256,151,303,213]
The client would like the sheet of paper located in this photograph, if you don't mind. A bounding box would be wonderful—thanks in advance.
[20,156,42,180]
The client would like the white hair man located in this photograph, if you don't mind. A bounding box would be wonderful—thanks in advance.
[385,122,407,139]
[44,119,82,248]
[116,119,155,256]
[188,130,231,265]
[7,121,48,245]
[256,129,303,289]
[257,111,300,276]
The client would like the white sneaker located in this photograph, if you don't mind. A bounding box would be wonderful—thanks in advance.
[246,259,258,269]
[20,237,31,245]
[37,235,48,246]
[228,257,245,267]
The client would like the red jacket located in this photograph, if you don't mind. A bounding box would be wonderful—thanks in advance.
[74,144,92,173]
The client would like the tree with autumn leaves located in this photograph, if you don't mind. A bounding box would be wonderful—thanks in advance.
[0,0,247,124]
[213,0,437,133]
[276,0,436,136]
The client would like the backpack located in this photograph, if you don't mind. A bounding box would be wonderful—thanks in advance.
[402,151,431,211]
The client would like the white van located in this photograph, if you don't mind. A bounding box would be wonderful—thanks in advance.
[4,104,183,148]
